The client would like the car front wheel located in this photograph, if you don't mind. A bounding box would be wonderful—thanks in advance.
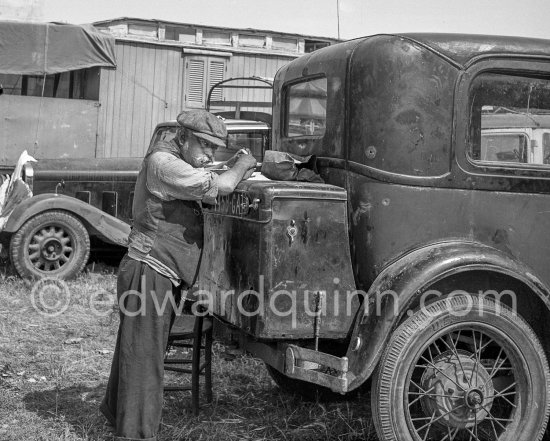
[372,294,550,441]
[10,210,90,279]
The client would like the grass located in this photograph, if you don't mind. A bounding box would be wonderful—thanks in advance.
[0,265,377,441]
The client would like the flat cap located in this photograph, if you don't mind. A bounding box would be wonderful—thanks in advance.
[176,110,227,147]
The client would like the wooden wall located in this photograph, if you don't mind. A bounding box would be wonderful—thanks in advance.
[97,42,184,158]
[97,40,292,158]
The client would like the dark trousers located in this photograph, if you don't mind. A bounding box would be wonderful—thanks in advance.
[101,255,181,440]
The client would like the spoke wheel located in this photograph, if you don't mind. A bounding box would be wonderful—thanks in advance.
[10,211,90,279]
[372,294,550,441]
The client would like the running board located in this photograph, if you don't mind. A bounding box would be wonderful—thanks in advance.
[283,344,349,393]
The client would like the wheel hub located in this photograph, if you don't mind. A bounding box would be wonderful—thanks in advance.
[420,350,494,429]
[465,388,484,409]
[28,225,73,272]
[41,238,62,261]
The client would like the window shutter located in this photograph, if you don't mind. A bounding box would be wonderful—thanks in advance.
[208,59,225,102]
[185,58,205,107]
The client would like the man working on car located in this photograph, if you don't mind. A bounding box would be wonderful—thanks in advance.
[100,109,256,440]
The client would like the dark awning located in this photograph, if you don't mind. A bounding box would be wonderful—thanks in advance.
[0,20,117,75]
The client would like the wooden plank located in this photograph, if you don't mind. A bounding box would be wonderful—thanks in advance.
[140,44,156,157]
[130,44,145,157]
[104,65,117,157]
[152,46,168,133]
[164,50,175,118]
[120,43,138,157]
[177,50,185,113]
[168,50,182,117]
[96,67,112,157]
[101,45,118,157]
[110,43,125,157]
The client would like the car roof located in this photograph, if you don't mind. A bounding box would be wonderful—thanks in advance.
[155,119,269,132]
[293,33,550,71]
[399,33,550,68]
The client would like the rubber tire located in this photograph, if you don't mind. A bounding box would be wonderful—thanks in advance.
[372,294,550,441]
[10,210,90,280]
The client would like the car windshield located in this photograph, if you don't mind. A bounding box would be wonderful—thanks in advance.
[149,126,178,148]
[149,126,268,162]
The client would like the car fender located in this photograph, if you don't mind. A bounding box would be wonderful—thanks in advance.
[345,240,550,391]
[2,193,130,246]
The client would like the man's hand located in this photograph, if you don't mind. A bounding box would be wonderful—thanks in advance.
[225,149,252,168]
[217,153,257,195]
[235,153,257,170]
[241,168,255,180]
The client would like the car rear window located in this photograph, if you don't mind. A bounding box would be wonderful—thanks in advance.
[285,77,327,138]
[469,72,550,167]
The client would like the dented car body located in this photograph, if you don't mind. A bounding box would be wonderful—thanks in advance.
[200,34,550,440]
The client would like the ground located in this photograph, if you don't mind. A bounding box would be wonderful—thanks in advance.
[0,265,377,441]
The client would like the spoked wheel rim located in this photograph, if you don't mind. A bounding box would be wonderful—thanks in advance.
[28,224,74,272]
[405,324,525,441]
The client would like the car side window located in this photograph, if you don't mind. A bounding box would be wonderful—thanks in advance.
[285,77,327,137]
[469,73,550,167]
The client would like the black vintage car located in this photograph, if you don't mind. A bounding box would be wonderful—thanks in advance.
[196,34,550,440]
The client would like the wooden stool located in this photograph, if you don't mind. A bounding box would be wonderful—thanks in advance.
[164,313,213,415]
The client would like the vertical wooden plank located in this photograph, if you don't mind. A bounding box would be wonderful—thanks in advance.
[152,46,168,136]
[164,50,174,119]
[110,43,125,157]
[176,50,185,114]
[140,44,156,157]
[120,43,137,157]
[105,65,117,157]
[247,55,257,106]
[237,55,248,105]
[103,45,115,157]
[166,50,176,117]
[97,66,114,157]
[226,55,237,107]
[168,50,182,117]
[130,43,145,157]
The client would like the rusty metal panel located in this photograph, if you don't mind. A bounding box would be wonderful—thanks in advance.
[348,35,457,177]
[199,180,359,340]
[0,95,99,165]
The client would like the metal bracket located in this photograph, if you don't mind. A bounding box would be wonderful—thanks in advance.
[284,344,349,393]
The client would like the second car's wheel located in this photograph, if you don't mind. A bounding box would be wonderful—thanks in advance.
[10,211,90,280]
[372,294,550,441]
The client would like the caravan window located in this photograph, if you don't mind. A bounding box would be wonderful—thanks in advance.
[0,67,100,100]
